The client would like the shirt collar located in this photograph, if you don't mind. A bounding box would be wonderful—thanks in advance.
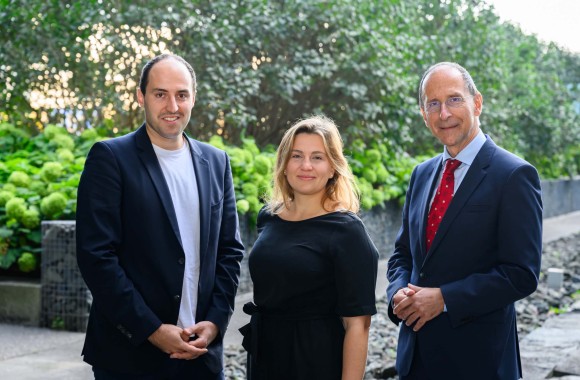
[442,130,486,166]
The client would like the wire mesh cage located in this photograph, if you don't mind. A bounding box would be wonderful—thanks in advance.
[40,221,91,332]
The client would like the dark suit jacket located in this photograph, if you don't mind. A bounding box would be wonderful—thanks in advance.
[76,125,244,375]
[386,136,542,380]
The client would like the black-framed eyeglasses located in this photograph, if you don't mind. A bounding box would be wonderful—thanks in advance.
[424,95,474,114]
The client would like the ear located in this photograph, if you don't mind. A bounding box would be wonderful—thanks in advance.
[136,88,144,107]
[473,92,483,116]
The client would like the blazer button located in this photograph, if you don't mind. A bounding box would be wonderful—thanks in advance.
[178,257,185,265]
[419,272,426,278]
[174,295,181,302]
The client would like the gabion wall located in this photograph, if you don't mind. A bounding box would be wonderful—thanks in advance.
[41,221,90,332]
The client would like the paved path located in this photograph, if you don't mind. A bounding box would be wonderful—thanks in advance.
[0,211,579,379]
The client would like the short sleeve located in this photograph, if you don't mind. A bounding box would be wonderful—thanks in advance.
[331,214,379,317]
[256,205,271,233]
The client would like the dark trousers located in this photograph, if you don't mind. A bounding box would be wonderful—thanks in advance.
[400,339,431,380]
[93,357,223,380]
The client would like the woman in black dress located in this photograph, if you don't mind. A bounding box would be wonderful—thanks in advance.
[240,116,379,380]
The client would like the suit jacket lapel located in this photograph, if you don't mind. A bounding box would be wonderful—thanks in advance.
[186,136,210,262]
[135,124,183,247]
[425,137,496,260]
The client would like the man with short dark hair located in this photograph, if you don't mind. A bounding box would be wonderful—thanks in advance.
[77,54,244,379]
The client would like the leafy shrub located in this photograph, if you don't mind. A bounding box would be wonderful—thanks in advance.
[5,197,27,220]
[236,199,250,214]
[39,162,64,182]
[21,209,40,229]
[254,156,272,176]
[43,125,68,140]
[0,123,99,274]
[347,139,427,209]
[50,134,75,151]
[0,190,14,206]
[57,149,75,162]
[40,192,68,219]
[7,171,31,188]
[0,121,417,276]
[17,252,37,273]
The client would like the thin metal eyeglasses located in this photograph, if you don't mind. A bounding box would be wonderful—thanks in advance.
[424,95,474,114]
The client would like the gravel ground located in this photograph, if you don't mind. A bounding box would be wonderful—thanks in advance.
[223,232,580,379]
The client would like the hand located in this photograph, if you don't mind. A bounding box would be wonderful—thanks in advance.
[170,321,219,360]
[392,284,444,332]
[148,324,205,359]
[392,286,416,310]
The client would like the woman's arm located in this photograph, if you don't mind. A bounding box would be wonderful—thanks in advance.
[341,315,372,380]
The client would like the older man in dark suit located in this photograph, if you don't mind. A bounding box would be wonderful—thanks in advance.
[76,54,244,379]
[387,62,542,380]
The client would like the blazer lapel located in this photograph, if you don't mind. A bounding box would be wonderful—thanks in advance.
[135,124,183,247]
[187,137,210,262]
[425,137,496,259]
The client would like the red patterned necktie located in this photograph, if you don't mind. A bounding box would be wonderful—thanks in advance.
[425,159,462,251]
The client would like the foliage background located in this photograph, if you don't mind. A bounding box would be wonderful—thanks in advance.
[1,0,579,274]
[2,0,579,175]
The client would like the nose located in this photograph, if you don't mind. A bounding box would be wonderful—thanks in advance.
[300,158,313,170]
[439,103,452,120]
[166,96,179,113]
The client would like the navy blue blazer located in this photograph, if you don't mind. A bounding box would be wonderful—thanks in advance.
[386,136,542,379]
[76,125,244,375]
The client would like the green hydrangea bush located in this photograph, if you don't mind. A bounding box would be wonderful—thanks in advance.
[0,122,102,276]
[0,123,415,277]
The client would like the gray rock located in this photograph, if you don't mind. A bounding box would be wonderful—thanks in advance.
[553,348,580,377]
[224,232,580,379]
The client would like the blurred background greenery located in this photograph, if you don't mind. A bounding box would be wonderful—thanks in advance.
[1,0,579,275]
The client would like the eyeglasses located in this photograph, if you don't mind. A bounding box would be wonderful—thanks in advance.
[424,95,473,114]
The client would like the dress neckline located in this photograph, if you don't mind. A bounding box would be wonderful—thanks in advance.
[274,210,347,223]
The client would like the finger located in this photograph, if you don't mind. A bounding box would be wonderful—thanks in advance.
[170,347,208,359]
[170,351,206,360]
[396,306,411,320]
[407,284,421,292]
[170,353,200,360]
[393,293,405,308]
[179,330,192,342]
[396,291,417,311]
[188,337,208,349]
[405,312,420,327]
[188,323,206,335]
[393,302,406,316]
[413,319,426,332]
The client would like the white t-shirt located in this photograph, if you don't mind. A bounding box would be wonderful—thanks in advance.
[152,140,201,328]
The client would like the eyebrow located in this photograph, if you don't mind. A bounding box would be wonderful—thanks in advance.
[151,88,191,94]
[291,149,327,155]
[428,92,463,101]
